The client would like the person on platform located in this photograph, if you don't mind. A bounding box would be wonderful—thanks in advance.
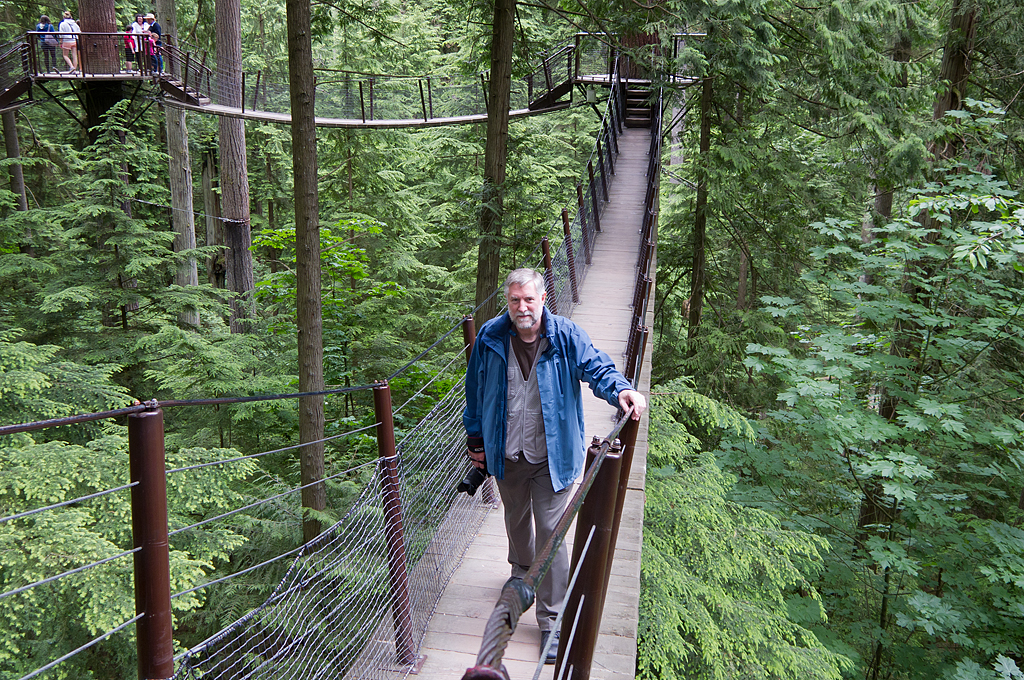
[35,15,58,73]
[57,10,80,74]
[144,13,162,72]
[128,14,150,73]
[462,268,646,664]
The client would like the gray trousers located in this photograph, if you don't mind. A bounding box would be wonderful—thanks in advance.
[495,456,571,632]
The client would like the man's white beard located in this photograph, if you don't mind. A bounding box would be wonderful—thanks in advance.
[514,311,539,330]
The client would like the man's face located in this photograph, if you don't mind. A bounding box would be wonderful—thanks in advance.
[507,282,545,332]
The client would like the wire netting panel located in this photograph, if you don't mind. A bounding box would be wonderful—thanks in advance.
[173,378,490,680]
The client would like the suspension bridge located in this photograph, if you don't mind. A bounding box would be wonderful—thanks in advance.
[0,32,664,680]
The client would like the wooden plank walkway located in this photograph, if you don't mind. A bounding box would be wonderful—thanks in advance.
[411,125,655,680]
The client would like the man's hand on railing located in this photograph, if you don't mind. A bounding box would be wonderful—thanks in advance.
[618,389,646,420]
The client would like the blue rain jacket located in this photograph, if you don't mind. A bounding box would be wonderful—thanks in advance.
[463,308,632,492]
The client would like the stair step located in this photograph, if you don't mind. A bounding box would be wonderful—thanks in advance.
[625,117,652,128]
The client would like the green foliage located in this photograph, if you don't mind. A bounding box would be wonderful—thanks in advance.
[0,427,255,679]
[726,108,1024,679]
[639,379,849,680]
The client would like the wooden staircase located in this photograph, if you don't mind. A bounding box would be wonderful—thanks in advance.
[159,78,210,107]
[624,86,652,128]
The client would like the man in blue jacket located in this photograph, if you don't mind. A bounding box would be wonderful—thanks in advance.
[463,268,646,663]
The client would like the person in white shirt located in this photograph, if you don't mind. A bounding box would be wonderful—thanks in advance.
[57,10,80,74]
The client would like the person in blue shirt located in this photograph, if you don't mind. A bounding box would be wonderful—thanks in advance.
[463,267,646,663]
[35,15,58,73]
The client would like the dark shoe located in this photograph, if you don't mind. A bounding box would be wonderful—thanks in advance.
[541,630,559,664]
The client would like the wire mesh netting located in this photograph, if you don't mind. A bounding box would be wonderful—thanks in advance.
[173,377,491,680]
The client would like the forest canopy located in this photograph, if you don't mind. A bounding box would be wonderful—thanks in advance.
[2,0,1024,677]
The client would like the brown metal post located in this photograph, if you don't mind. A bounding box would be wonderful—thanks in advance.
[128,408,173,680]
[574,34,581,80]
[575,184,591,264]
[427,76,434,119]
[587,161,601,232]
[240,72,245,113]
[359,81,366,122]
[562,208,579,305]
[373,381,419,667]
[541,237,557,315]
[419,79,427,121]
[462,315,477,364]
[556,438,623,680]
[480,73,488,114]
[601,418,641,613]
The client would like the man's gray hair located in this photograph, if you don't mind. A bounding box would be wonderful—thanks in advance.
[504,268,545,297]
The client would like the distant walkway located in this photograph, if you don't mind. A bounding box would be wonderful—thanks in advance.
[411,125,655,680]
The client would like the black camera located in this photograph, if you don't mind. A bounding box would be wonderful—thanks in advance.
[457,466,490,496]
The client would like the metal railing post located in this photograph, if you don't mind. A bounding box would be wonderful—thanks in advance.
[427,76,434,119]
[373,381,419,667]
[587,161,601,232]
[359,80,366,122]
[461,315,477,364]
[604,120,616,174]
[562,208,580,304]
[556,438,623,679]
[577,184,592,265]
[128,408,173,680]
[542,237,557,315]
[596,140,609,201]
[419,79,427,121]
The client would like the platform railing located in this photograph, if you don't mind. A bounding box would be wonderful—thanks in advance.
[25,32,162,77]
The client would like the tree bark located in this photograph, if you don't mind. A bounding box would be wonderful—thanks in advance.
[688,75,712,340]
[2,111,27,211]
[473,0,516,324]
[166,107,199,326]
[154,0,198,326]
[930,0,976,159]
[216,0,254,332]
[202,149,225,288]
[79,0,122,137]
[287,0,326,544]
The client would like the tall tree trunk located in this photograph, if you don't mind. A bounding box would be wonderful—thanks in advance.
[287,0,326,544]
[202,149,225,288]
[930,0,976,159]
[156,0,199,326]
[688,75,712,340]
[2,111,27,211]
[167,108,199,326]
[216,0,254,332]
[79,0,122,137]
[473,0,516,324]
